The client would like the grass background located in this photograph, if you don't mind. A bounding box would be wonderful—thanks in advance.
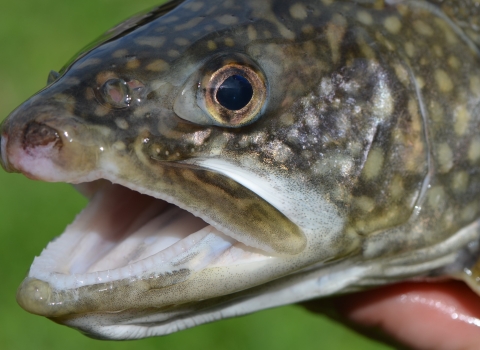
[0,1,391,349]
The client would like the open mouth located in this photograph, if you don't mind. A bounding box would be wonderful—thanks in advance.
[28,179,270,291]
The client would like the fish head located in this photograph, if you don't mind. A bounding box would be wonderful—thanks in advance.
[0,0,430,339]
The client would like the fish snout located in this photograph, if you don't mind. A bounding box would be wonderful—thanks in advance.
[0,101,99,182]
[0,108,63,179]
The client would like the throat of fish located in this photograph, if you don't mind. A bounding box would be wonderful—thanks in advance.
[27,180,269,291]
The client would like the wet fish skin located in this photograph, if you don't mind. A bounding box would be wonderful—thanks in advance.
[2,0,480,340]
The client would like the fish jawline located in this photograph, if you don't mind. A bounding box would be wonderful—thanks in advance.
[27,179,270,291]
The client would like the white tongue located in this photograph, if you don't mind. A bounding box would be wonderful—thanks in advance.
[86,206,207,273]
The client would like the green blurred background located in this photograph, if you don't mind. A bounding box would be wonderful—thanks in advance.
[0,1,391,349]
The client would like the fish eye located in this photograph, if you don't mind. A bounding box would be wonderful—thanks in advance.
[173,54,268,128]
[199,62,266,127]
[216,74,253,111]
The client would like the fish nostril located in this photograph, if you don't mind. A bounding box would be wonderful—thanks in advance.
[23,122,61,149]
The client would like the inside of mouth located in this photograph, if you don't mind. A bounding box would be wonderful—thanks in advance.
[28,180,268,290]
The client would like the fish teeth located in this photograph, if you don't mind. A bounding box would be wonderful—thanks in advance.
[31,222,236,290]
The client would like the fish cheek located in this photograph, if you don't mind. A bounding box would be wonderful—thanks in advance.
[152,163,306,255]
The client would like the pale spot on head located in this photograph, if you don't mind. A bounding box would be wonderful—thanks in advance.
[134,104,155,118]
[135,36,166,48]
[375,32,395,51]
[434,69,453,92]
[64,77,80,86]
[52,94,76,114]
[247,25,257,41]
[404,42,415,58]
[354,220,367,234]
[112,49,128,58]
[302,150,313,160]
[168,50,180,58]
[448,56,461,70]
[278,24,295,40]
[280,113,295,126]
[434,17,458,44]
[390,175,404,200]
[468,137,480,163]
[384,16,401,34]
[373,76,393,118]
[302,24,315,35]
[96,71,118,85]
[216,14,238,25]
[115,119,129,130]
[85,87,95,100]
[396,4,409,16]
[407,99,421,128]
[356,33,375,59]
[174,17,204,31]
[452,171,469,194]
[162,16,179,24]
[224,38,235,47]
[289,3,308,20]
[470,76,480,96]
[433,45,443,57]
[76,58,102,70]
[126,59,141,70]
[204,24,215,32]
[94,105,110,117]
[303,41,316,55]
[264,141,293,163]
[357,11,373,26]
[174,37,190,46]
[454,105,470,136]
[113,141,126,151]
[429,100,443,123]
[394,63,409,86]
[442,210,454,230]
[222,0,234,8]
[413,20,434,36]
[354,196,375,213]
[185,1,204,11]
[326,14,347,64]
[462,202,478,222]
[146,60,170,72]
[207,40,217,50]
[321,0,333,5]
[427,186,445,209]
[363,148,384,180]
[437,143,453,173]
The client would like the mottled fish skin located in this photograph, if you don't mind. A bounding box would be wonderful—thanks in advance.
[2,0,480,340]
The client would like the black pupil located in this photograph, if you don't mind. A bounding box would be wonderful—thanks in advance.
[216,75,253,111]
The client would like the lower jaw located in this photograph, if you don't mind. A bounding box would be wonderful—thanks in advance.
[26,180,269,291]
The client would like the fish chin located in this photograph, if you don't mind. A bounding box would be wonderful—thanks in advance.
[18,179,271,307]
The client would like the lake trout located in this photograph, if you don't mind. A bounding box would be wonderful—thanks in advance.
[2,0,480,340]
